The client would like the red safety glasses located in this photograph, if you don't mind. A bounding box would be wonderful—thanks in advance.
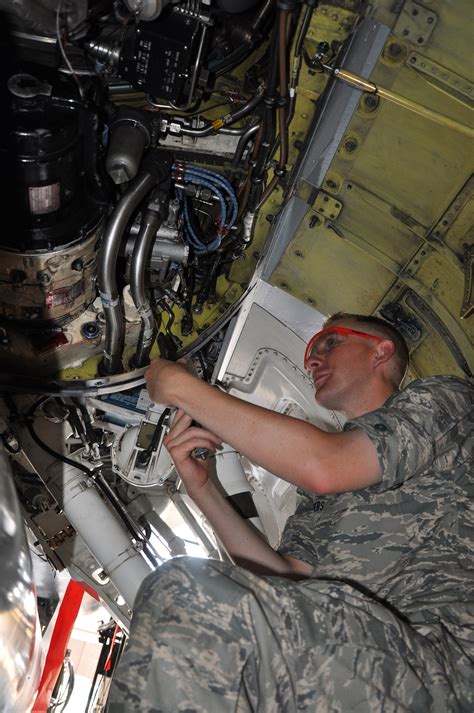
[304,326,383,369]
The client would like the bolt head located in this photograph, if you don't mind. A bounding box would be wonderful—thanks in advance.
[344,138,357,152]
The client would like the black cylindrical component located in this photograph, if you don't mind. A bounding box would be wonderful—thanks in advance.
[105,108,151,185]
[3,71,108,252]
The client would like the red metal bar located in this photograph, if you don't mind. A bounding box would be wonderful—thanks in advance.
[32,580,86,712]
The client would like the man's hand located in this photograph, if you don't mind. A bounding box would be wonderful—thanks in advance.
[145,358,196,405]
[164,410,222,496]
[164,411,312,578]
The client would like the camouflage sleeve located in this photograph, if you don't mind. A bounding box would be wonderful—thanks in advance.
[344,376,473,490]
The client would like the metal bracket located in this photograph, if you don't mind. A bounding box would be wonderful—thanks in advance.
[379,301,423,342]
[313,191,343,220]
[461,245,473,319]
[33,508,76,550]
[400,243,434,279]
[429,175,474,244]
[375,283,472,377]
[404,289,472,376]
[393,1,438,47]
[407,52,474,101]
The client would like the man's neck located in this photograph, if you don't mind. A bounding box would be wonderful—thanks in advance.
[343,382,396,419]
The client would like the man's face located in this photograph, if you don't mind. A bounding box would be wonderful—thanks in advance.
[305,320,383,413]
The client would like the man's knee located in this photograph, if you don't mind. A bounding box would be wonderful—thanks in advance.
[134,556,237,616]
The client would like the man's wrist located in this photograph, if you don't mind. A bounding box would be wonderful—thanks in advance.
[184,475,217,504]
[175,372,215,414]
[166,367,199,408]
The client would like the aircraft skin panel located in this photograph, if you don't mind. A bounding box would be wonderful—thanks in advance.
[333,181,423,267]
[347,76,471,228]
[270,219,398,315]
[261,1,473,379]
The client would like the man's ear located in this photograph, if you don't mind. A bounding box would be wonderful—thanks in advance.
[373,339,395,368]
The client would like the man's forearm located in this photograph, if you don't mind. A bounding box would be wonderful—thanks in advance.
[148,360,382,495]
[188,477,308,576]
[168,373,333,490]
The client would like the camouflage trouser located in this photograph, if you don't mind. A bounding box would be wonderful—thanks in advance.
[106,557,461,713]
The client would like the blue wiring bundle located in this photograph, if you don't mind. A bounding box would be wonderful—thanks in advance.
[174,163,239,254]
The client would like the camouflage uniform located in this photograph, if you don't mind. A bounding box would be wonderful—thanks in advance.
[107,376,473,712]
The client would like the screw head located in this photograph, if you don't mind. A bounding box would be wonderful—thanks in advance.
[344,138,358,152]
[37,271,51,284]
[364,94,379,110]
[388,42,403,57]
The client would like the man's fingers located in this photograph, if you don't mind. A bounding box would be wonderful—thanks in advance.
[165,410,192,442]
[166,427,222,452]
[167,435,220,463]
[170,409,192,429]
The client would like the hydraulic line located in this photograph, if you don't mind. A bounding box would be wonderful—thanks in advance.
[130,207,162,368]
[170,21,209,112]
[247,13,280,211]
[323,65,474,139]
[177,88,264,137]
[194,253,222,312]
[277,9,290,168]
[231,123,261,176]
[287,1,317,127]
[256,6,292,210]
[98,151,165,375]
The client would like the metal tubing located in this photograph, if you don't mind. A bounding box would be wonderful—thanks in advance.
[130,209,162,367]
[251,0,273,33]
[332,67,474,139]
[170,22,209,112]
[231,123,260,173]
[180,89,264,137]
[98,170,158,374]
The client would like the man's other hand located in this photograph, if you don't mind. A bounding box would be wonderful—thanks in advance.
[144,357,195,405]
